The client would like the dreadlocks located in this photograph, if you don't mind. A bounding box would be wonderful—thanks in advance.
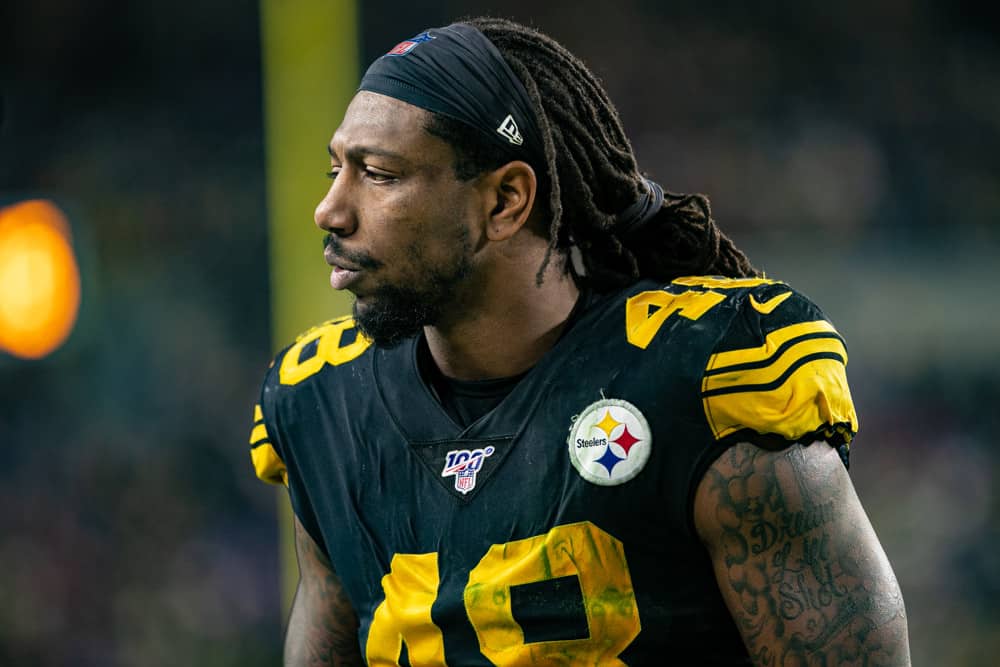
[425,17,759,289]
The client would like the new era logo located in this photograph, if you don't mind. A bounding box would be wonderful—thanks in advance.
[496,114,524,146]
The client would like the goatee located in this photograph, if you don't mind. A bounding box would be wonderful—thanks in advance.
[352,237,472,348]
[353,283,449,348]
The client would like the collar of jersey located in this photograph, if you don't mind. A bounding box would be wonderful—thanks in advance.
[371,286,625,445]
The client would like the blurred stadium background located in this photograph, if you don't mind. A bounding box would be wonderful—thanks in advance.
[2,0,998,664]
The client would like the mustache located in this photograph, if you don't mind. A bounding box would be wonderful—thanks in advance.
[323,234,380,270]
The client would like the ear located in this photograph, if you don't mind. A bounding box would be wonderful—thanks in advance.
[479,161,537,242]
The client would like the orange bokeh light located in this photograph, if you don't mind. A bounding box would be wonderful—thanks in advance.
[0,200,82,359]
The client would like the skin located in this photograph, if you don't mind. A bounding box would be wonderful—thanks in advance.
[285,516,363,666]
[287,91,911,665]
[314,91,579,380]
[694,442,911,666]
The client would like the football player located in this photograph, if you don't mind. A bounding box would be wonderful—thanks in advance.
[250,18,910,666]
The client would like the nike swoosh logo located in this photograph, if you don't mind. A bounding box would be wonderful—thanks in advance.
[748,291,792,314]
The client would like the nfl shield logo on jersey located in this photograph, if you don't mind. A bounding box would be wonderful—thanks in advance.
[441,446,496,494]
[567,398,652,486]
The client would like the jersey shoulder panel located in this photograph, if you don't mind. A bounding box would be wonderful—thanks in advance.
[270,315,374,388]
[248,315,374,486]
[697,278,858,448]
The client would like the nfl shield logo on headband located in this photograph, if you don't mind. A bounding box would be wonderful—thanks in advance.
[497,114,524,146]
[386,31,435,56]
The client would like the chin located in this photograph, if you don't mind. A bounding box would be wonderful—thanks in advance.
[351,292,430,349]
[350,252,470,347]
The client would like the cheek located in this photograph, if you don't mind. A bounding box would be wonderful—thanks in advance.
[370,180,478,264]
[431,186,481,236]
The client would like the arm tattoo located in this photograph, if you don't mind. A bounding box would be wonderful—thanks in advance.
[285,520,365,666]
[699,443,910,667]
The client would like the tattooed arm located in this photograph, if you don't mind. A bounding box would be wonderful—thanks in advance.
[694,442,911,666]
[285,515,364,666]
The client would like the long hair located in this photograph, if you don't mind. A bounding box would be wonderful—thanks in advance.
[425,17,759,289]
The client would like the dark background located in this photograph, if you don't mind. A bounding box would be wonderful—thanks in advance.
[2,0,998,664]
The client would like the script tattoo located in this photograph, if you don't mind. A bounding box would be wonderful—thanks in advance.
[700,443,910,666]
[286,519,364,666]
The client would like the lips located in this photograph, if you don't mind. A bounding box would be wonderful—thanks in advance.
[323,244,356,270]
[324,245,364,291]
[329,265,361,290]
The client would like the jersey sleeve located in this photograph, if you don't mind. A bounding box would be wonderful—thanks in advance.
[700,282,858,452]
[248,359,288,486]
[246,346,331,555]
[245,317,374,557]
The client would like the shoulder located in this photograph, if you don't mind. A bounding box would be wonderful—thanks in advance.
[695,276,839,355]
[688,277,858,450]
[621,275,829,354]
[249,316,375,485]
[271,315,374,387]
[622,275,856,450]
[262,315,374,398]
[622,276,810,351]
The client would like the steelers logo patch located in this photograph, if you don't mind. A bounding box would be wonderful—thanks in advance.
[567,398,651,486]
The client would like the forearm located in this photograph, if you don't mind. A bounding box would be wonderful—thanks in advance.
[286,516,364,667]
[284,580,364,667]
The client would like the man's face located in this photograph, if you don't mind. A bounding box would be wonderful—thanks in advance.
[315,92,484,347]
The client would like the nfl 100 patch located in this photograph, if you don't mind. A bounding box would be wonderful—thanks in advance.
[567,398,651,486]
[441,445,496,494]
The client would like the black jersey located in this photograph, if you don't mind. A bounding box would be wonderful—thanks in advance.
[249,276,857,666]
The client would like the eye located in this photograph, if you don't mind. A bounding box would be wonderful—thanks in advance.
[365,167,396,183]
[326,167,341,180]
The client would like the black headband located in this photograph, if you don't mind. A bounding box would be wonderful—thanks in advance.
[616,178,665,236]
[358,23,546,168]
[360,23,665,237]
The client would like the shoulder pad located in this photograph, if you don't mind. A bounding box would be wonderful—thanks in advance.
[249,315,373,485]
[274,315,373,387]
[690,278,858,447]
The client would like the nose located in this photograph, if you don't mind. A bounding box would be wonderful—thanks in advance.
[314,177,357,237]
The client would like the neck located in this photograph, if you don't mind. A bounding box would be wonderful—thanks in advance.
[424,254,579,381]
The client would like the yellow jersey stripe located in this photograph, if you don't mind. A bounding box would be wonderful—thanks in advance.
[705,331,843,377]
[703,337,848,395]
[249,423,269,446]
[706,320,839,370]
[703,351,846,397]
[702,357,858,442]
[251,442,288,486]
[672,276,779,289]
[253,404,263,422]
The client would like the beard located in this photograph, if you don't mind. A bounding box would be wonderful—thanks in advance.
[350,232,473,348]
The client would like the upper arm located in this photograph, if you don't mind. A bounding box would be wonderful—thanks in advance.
[694,441,910,666]
[286,514,364,666]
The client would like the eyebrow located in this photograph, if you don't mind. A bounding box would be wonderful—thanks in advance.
[327,143,407,163]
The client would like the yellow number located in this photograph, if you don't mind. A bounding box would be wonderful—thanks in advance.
[366,553,447,667]
[363,523,639,666]
[671,276,776,289]
[464,522,640,666]
[279,317,372,385]
[625,288,726,349]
